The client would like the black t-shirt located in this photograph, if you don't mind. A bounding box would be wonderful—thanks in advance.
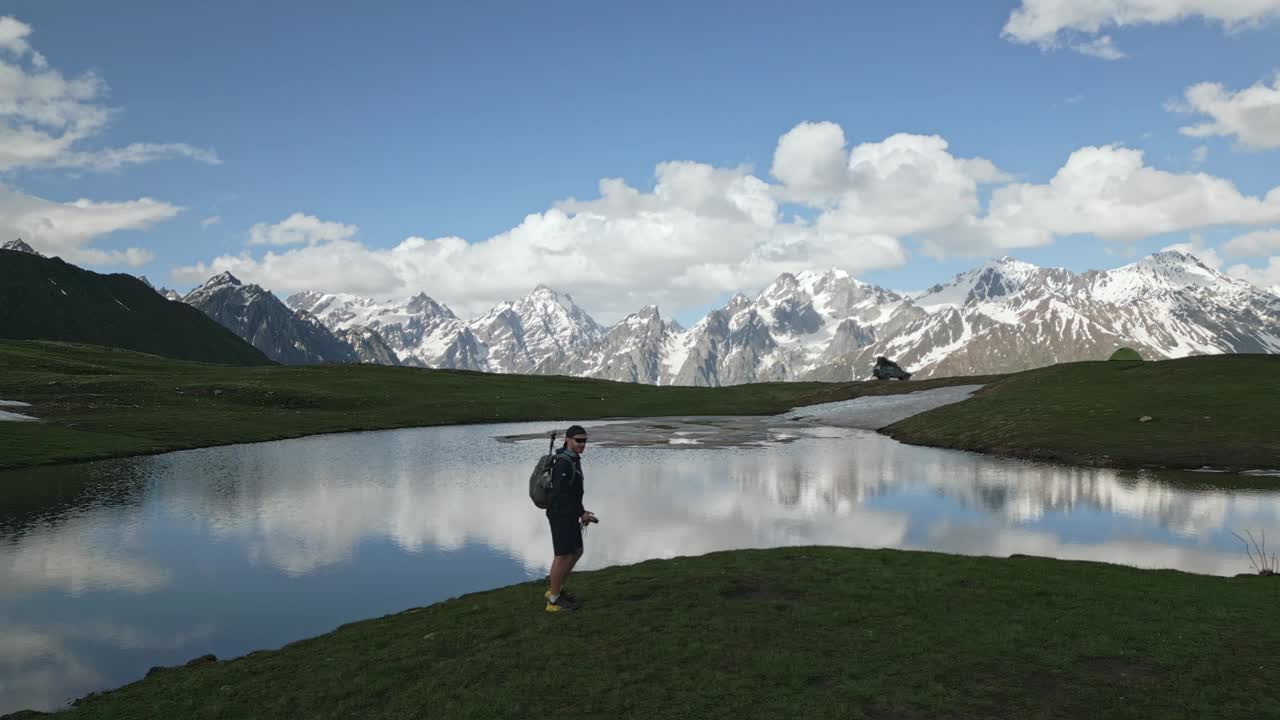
[545,449,585,518]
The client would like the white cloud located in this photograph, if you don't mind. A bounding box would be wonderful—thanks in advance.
[201,215,221,227]
[174,151,917,319]
[248,212,358,246]
[0,15,218,172]
[1224,227,1280,256]
[770,121,850,203]
[808,133,1010,242]
[1175,72,1280,150]
[1191,145,1209,165]
[1003,0,1280,57]
[1225,257,1280,295]
[0,186,181,266]
[0,15,45,67]
[964,145,1280,252]
[1071,35,1126,60]
[56,142,222,172]
[172,125,1280,320]
[176,129,1011,318]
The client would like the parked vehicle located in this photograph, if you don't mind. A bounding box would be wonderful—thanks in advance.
[872,356,912,381]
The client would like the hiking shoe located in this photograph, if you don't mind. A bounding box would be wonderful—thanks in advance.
[545,595,580,612]
[544,588,579,604]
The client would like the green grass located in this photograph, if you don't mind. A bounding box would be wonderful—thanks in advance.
[44,546,1280,720]
[5,342,1277,473]
[0,341,992,471]
[885,354,1280,471]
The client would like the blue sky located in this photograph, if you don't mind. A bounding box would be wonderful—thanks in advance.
[3,0,1279,323]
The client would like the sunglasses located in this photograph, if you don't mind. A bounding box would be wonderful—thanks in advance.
[569,437,589,444]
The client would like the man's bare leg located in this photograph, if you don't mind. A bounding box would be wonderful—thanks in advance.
[549,554,574,597]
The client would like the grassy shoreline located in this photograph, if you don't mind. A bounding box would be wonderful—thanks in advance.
[3,342,1277,474]
[0,340,994,472]
[23,546,1280,720]
[883,354,1280,472]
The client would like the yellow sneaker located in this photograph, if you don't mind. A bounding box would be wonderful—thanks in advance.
[545,595,579,612]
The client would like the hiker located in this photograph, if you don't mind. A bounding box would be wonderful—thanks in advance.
[545,424,597,612]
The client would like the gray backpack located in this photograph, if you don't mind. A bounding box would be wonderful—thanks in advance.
[528,433,559,509]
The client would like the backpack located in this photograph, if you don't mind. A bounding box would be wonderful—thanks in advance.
[528,432,560,509]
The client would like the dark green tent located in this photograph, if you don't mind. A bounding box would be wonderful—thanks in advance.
[1108,347,1143,361]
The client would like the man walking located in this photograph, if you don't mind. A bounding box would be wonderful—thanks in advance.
[545,424,596,612]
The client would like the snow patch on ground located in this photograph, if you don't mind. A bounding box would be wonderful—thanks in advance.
[786,385,985,430]
[0,398,37,421]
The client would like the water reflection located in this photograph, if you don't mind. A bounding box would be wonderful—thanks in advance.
[0,420,1276,713]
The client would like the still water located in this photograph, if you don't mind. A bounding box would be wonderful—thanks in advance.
[2,418,1277,713]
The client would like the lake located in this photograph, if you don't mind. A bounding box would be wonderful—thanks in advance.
[2,416,1277,714]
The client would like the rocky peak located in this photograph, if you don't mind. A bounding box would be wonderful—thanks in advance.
[634,304,662,320]
[723,293,752,316]
[406,292,457,319]
[2,238,42,256]
[204,271,242,289]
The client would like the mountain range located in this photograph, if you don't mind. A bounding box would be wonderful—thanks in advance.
[191,250,1280,384]
[5,238,1275,383]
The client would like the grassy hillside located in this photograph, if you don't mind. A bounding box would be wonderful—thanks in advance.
[43,546,1280,720]
[0,340,992,470]
[0,249,271,366]
[885,354,1280,471]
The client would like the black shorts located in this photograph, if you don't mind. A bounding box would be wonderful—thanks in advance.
[548,514,583,556]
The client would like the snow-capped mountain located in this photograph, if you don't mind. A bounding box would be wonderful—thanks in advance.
[2,239,41,256]
[286,290,482,369]
[333,326,402,367]
[805,252,1280,381]
[289,284,605,374]
[184,272,364,365]
[469,285,604,374]
[573,305,682,383]
[220,251,1280,382]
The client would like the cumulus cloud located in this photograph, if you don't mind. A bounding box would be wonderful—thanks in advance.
[1224,227,1280,256]
[807,133,1010,242]
[174,142,943,318]
[1003,0,1280,57]
[964,145,1280,252]
[248,212,358,246]
[0,186,181,266]
[770,121,850,203]
[0,15,218,172]
[1225,257,1280,295]
[1175,72,1280,150]
[172,125,1280,320]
